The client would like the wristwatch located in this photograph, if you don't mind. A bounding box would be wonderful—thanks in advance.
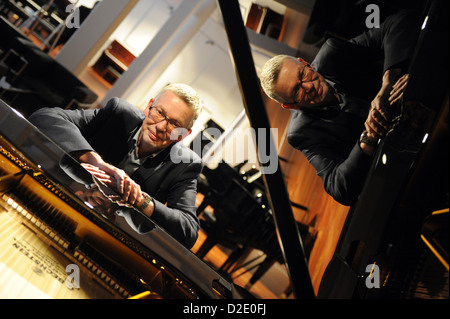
[140,192,154,210]
[360,130,379,147]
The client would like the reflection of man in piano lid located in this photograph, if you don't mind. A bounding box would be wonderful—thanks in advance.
[260,9,422,206]
[29,83,203,248]
[75,187,117,220]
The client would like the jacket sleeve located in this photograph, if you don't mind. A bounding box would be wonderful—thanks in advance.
[152,160,202,249]
[28,98,126,154]
[287,126,373,206]
[304,142,372,206]
[349,9,422,73]
[29,107,98,153]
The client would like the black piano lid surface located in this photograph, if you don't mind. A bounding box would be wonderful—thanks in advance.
[0,99,246,299]
[217,0,448,300]
[318,0,449,299]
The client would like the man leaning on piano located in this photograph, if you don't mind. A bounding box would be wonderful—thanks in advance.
[30,83,203,249]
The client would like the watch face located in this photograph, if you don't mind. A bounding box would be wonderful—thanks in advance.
[141,193,152,210]
[360,131,378,147]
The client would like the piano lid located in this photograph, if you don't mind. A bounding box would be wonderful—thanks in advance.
[317,0,449,299]
[216,0,315,299]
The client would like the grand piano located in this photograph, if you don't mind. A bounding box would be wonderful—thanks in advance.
[0,99,250,299]
[0,0,448,300]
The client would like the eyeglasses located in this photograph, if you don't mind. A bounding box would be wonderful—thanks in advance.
[148,106,183,133]
[282,62,314,109]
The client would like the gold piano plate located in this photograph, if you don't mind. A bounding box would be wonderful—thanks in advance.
[0,207,115,299]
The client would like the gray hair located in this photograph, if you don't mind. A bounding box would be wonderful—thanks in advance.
[155,83,202,129]
[260,55,298,104]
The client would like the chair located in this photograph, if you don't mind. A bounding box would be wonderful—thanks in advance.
[0,49,31,103]
[196,177,267,259]
[196,162,243,218]
[0,37,98,117]
[196,162,318,290]
[1,49,28,84]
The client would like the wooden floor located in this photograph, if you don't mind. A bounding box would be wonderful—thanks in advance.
[264,96,350,297]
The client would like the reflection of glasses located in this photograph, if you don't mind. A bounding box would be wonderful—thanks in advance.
[148,106,183,133]
[282,62,314,109]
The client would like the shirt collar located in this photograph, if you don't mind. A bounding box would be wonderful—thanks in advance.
[131,127,164,160]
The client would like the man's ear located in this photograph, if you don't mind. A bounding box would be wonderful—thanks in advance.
[179,128,192,141]
[297,57,314,70]
[171,128,192,142]
[144,98,154,116]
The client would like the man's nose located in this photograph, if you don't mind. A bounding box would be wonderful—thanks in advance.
[302,81,315,92]
[155,119,169,131]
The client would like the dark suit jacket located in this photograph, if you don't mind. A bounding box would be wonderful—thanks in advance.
[287,10,421,205]
[29,97,202,248]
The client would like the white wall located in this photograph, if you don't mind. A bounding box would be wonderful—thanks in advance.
[108,0,181,57]
[98,0,291,124]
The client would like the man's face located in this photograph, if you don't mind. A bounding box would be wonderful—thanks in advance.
[274,58,331,109]
[140,91,194,154]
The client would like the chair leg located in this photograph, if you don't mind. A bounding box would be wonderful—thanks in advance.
[220,246,252,273]
[196,196,210,217]
[280,284,293,298]
[245,255,276,290]
[196,235,217,259]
